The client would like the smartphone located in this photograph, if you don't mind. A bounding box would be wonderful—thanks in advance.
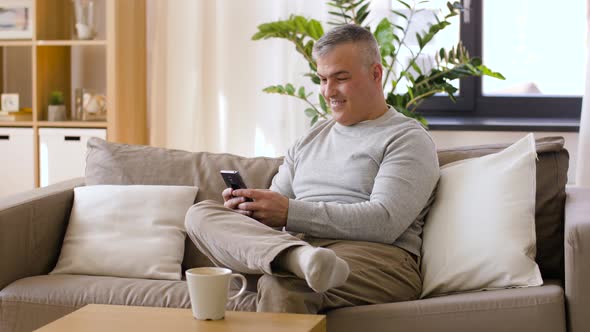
[220,170,252,202]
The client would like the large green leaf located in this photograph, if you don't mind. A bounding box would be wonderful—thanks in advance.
[374,19,396,57]
[478,65,506,79]
[307,19,324,40]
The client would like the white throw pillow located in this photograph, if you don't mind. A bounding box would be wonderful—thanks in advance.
[420,133,542,298]
[51,185,198,280]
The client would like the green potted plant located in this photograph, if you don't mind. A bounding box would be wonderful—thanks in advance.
[252,0,504,126]
[48,90,67,121]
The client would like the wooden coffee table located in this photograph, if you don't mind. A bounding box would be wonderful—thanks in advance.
[34,304,326,332]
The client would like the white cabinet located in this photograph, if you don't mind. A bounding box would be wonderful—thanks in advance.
[39,128,106,187]
[0,128,35,196]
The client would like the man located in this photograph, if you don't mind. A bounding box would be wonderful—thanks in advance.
[185,24,439,314]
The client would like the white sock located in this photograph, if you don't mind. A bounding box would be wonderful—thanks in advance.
[281,246,350,293]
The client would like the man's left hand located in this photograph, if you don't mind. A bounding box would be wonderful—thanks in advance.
[232,189,289,228]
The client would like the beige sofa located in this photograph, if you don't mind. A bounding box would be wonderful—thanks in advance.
[0,136,588,332]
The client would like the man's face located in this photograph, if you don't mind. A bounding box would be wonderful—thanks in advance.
[316,42,382,126]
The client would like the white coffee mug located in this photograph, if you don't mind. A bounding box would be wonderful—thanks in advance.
[185,267,247,320]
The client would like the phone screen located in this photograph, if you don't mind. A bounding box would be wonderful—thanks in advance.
[220,170,248,190]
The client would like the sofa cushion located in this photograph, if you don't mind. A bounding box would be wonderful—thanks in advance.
[437,136,568,279]
[85,138,284,271]
[421,134,542,297]
[50,185,198,280]
[0,274,190,332]
[0,274,256,332]
[327,280,565,332]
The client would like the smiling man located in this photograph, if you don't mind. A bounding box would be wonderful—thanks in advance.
[185,24,440,314]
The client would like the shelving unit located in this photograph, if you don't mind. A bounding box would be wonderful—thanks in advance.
[0,0,146,189]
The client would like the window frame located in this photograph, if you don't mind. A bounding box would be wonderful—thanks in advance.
[417,0,582,131]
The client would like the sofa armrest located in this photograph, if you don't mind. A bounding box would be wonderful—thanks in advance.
[564,185,590,332]
[0,178,85,290]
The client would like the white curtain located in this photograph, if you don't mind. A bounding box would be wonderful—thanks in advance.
[577,0,590,186]
[146,0,391,157]
[147,0,330,157]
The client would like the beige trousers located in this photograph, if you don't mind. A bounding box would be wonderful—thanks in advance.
[184,200,422,314]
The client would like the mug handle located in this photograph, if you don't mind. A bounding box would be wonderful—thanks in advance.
[228,273,247,300]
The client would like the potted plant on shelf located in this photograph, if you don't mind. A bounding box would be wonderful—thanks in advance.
[48,91,67,121]
[252,0,504,126]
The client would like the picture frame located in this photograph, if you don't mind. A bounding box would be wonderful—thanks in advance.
[1,93,19,112]
[0,0,34,39]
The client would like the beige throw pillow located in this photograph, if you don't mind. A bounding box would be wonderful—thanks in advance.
[51,185,198,280]
[420,133,543,298]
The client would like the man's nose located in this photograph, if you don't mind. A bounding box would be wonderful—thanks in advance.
[324,80,336,97]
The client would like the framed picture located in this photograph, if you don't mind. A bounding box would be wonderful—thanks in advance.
[0,0,33,39]
[1,93,19,111]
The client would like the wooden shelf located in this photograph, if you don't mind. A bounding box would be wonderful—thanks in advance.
[36,40,107,46]
[37,121,107,128]
[0,121,34,127]
[0,0,146,192]
[0,41,34,47]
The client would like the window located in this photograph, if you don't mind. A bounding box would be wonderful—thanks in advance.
[391,0,585,131]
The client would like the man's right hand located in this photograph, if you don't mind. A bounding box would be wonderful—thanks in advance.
[222,187,252,217]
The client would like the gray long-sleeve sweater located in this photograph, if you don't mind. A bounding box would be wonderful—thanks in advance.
[270,107,440,256]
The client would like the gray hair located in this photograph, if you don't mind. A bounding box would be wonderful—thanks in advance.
[312,24,381,67]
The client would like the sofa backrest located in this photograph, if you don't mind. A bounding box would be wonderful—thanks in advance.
[85,136,568,279]
[85,138,283,270]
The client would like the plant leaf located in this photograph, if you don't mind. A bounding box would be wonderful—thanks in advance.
[311,115,319,126]
[305,108,317,117]
[391,10,408,20]
[319,94,328,113]
[410,61,422,75]
[356,3,371,24]
[416,33,424,48]
[306,19,324,40]
[478,65,506,79]
[374,19,396,57]
[298,87,306,98]
[285,83,295,95]
[398,0,412,10]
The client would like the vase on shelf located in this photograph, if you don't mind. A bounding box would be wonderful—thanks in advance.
[47,91,67,121]
[75,88,106,121]
[72,0,95,40]
[47,105,67,121]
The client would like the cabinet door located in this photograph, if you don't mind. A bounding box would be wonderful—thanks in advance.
[0,128,35,196]
[39,128,106,187]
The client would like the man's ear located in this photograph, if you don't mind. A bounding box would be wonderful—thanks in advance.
[372,63,383,83]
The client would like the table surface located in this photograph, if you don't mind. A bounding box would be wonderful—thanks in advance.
[34,304,327,332]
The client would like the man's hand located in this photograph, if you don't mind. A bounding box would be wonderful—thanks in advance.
[224,188,289,228]
[223,187,252,216]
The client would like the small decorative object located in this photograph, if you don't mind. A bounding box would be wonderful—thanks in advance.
[1,93,19,112]
[47,91,67,121]
[0,107,32,121]
[75,88,106,121]
[72,0,95,40]
[0,0,33,39]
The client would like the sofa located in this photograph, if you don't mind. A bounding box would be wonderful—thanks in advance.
[0,136,588,332]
